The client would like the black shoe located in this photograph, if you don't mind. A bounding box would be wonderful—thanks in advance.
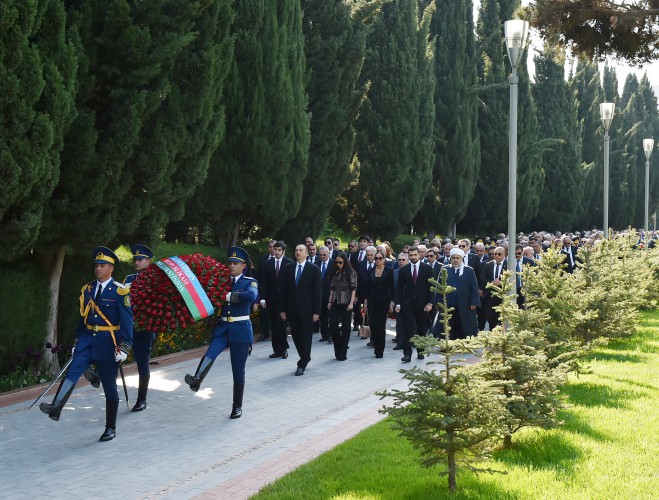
[391,338,398,342]
[393,345,402,350]
[417,354,425,360]
[366,341,374,347]
[99,427,116,442]
[401,355,411,363]
[184,374,200,392]
[258,335,269,341]
[230,406,242,419]
[84,368,100,389]
[295,367,305,376]
[269,352,282,358]
[319,337,328,342]
[352,326,359,332]
[132,400,147,412]
[336,356,347,361]
[282,350,288,359]
[327,339,333,343]
[375,354,383,359]
[39,401,64,421]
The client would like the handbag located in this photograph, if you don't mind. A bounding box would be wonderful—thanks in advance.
[359,308,371,338]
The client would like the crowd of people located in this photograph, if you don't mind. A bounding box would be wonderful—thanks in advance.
[37,228,654,442]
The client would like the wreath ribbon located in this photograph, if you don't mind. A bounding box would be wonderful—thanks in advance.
[156,256,215,321]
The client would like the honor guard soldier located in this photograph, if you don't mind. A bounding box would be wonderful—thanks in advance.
[124,244,156,412]
[40,247,133,441]
[185,246,257,419]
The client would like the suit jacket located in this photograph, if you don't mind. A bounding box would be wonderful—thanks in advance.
[280,261,322,320]
[349,250,366,270]
[464,252,483,287]
[259,256,293,306]
[396,261,433,310]
[427,261,442,281]
[318,259,334,302]
[357,260,376,300]
[480,260,506,302]
[365,266,395,305]
[560,246,579,273]
[307,255,320,266]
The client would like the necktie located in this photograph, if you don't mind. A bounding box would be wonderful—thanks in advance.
[94,283,103,303]
[359,251,364,262]
[295,264,302,285]
[412,265,417,284]
[516,260,522,288]
[231,277,236,287]
[275,260,280,276]
[321,261,326,278]
[496,264,501,280]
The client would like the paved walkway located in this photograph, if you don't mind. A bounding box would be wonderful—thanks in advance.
[0,321,473,499]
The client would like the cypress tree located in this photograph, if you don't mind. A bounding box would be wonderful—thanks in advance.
[618,74,643,227]
[186,0,309,245]
[570,59,602,228]
[277,0,383,242]
[344,0,435,240]
[0,0,76,261]
[414,0,480,235]
[531,45,584,230]
[460,0,508,233]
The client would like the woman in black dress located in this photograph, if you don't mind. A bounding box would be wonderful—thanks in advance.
[364,251,394,358]
[327,253,357,361]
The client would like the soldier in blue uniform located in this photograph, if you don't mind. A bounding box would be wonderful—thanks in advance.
[124,244,156,412]
[40,247,133,441]
[184,246,257,419]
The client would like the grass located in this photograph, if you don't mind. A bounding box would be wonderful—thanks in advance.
[252,310,659,499]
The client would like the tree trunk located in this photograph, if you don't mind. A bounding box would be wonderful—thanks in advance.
[503,433,513,449]
[448,449,457,491]
[42,245,66,374]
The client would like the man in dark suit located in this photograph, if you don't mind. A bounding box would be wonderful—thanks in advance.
[511,243,536,308]
[392,252,409,347]
[560,235,579,273]
[259,240,293,359]
[425,248,441,330]
[395,246,433,363]
[433,248,481,339]
[316,246,334,342]
[350,235,372,330]
[255,240,276,341]
[280,244,322,376]
[307,243,320,266]
[324,237,339,260]
[480,246,506,329]
[357,245,376,341]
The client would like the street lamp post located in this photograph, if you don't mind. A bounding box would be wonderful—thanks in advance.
[600,103,615,238]
[504,19,529,294]
[644,138,655,245]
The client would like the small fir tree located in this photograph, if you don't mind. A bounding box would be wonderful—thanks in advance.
[379,268,506,492]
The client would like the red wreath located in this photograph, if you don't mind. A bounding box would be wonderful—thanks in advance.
[129,254,231,332]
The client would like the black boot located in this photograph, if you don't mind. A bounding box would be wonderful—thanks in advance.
[230,383,244,419]
[100,400,119,442]
[39,379,75,421]
[131,375,150,412]
[184,357,214,392]
[84,367,100,388]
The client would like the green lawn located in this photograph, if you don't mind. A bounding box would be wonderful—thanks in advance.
[253,310,659,499]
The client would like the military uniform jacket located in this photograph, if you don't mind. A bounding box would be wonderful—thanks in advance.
[214,275,258,343]
[76,280,133,361]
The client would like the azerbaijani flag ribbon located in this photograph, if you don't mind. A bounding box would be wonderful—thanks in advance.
[156,256,215,321]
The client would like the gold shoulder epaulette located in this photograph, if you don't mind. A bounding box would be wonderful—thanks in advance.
[116,286,130,296]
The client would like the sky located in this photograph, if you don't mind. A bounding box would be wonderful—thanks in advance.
[471,0,659,95]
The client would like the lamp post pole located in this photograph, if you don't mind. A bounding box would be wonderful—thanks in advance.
[600,103,615,238]
[644,138,655,246]
[504,19,529,294]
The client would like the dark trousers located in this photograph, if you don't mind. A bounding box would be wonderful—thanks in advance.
[204,334,250,384]
[369,302,388,357]
[477,306,487,331]
[329,303,351,360]
[352,298,364,329]
[259,308,271,338]
[133,330,156,378]
[66,345,119,402]
[400,302,427,357]
[269,304,289,354]
[288,314,314,368]
[319,303,331,340]
[484,298,501,330]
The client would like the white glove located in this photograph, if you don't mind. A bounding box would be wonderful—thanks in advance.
[260,299,266,307]
[225,292,232,302]
[115,350,128,363]
[71,346,75,354]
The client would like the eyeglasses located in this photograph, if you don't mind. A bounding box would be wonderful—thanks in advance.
[325,241,332,244]
[374,256,384,260]
[398,259,407,262]
[336,261,344,265]
[494,252,503,256]
[459,244,467,248]
[515,252,522,256]
[426,254,434,258]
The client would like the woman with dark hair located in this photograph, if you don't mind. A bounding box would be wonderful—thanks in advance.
[327,252,357,361]
[364,251,395,358]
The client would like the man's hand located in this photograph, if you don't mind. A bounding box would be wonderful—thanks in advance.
[252,303,259,313]
[260,299,266,308]
[115,350,128,363]
[424,303,432,312]
[280,312,287,320]
[469,305,477,311]
[312,314,320,322]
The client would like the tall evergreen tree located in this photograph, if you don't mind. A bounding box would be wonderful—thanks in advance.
[0,0,77,261]
[277,0,383,242]
[531,46,584,230]
[186,0,309,246]
[570,59,602,228]
[341,0,435,240]
[460,0,508,233]
[413,0,480,235]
